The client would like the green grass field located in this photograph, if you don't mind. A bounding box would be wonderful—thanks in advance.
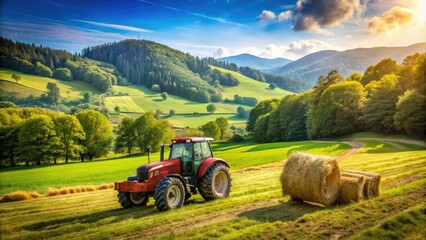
[0,136,424,239]
[0,80,44,98]
[0,68,99,99]
[0,141,347,195]
[210,66,292,101]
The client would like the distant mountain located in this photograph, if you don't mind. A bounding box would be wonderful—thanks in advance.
[268,43,426,84]
[218,53,292,70]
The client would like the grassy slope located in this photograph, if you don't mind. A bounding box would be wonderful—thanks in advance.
[0,141,347,195]
[210,66,292,100]
[0,80,44,98]
[0,138,424,239]
[0,68,99,99]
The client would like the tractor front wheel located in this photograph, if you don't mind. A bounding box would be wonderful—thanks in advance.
[117,191,134,208]
[154,177,185,211]
[198,163,231,201]
[130,192,148,206]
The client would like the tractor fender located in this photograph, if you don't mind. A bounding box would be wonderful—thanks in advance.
[167,174,189,193]
[197,158,230,179]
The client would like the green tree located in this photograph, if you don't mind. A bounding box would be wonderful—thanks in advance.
[151,84,161,91]
[18,115,58,165]
[308,81,366,138]
[114,106,120,114]
[363,74,401,133]
[206,103,217,114]
[11,74,21,83]
[312,70,345,104]
[269,83,277,90]
[52,68,73,81]
[115,117,136,155]
[394,90,426,136]
[35,61,52,77]
[246,98,280,134]
[253,114,270,142]
[46,82,61,103]
[169,109,175,116]
[76,110,113,161]
[53,115,85,163]
[83,91,93,103]
[346,72,362,82]
[201,121,220,140]
[161,92,168,100]
[133,112,174,153]
[361,58,400,85]
[215,117,229,141]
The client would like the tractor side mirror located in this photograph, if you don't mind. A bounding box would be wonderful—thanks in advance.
[146,145,151,163]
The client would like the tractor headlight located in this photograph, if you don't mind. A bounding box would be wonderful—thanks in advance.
[150,170,159,178]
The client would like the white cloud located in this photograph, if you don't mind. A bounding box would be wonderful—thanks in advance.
[368,6,415,35]
[73,19,152,32]
[257,10,276,21]
[213,47,230,58]
[278,11,292,22]
[287,39,334,55]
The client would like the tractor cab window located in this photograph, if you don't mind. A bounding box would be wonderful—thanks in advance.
[170,143,193,161]
[200,142,212,158]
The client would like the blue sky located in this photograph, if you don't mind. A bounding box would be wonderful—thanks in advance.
[1,0,425,60]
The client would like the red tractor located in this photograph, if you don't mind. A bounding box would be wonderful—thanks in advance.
[114,137,231,211]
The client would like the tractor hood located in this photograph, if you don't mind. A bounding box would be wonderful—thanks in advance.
[136,160,180,182]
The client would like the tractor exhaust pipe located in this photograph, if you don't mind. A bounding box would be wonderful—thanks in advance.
[160,144,165,161]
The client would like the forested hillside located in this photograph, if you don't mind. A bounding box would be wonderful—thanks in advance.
[0,37,122,93]
[83,40,240,103]
[269,43,426,84]
[250,53,426,141]
[204,57,311,93]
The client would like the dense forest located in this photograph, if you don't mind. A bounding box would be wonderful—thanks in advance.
[83,40,239,103]
[203,57,311,93]
[249,53,426,141]
[0,37,122,93]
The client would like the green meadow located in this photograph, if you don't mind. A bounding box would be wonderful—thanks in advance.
[0,136,424,239]
[0,68,99,99]
[0,141,347,195]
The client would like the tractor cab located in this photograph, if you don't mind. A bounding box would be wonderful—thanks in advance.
[167,137,213,185]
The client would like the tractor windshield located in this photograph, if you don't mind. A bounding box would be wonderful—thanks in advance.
[170,143,193,161]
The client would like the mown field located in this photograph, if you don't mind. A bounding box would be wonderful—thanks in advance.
[0,68,99,99]
[0,136,425,239]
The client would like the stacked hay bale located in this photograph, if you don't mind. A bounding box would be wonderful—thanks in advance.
[341,170,381,198]
[280,152,341,206]
[280,152,381,206]
[336,175,365,204]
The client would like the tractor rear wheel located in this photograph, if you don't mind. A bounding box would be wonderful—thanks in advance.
[198,163,231,201]
[130,192,148,206]
[154,177,185,211]
[117,191,134,208]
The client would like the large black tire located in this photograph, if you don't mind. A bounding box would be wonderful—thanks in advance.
[154,177,185,211]
[198,163,231,201]
[117,191,134,209]
[129,192,148,206]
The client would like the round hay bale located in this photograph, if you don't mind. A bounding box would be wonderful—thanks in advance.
[342,172,371,198]
[0,191,32,202]
[337,176,365,204]
[343,170,381,197]
[280,152,340,206]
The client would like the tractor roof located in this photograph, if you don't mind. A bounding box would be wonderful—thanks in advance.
[172,137,214,143]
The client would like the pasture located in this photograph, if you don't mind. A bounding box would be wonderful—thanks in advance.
[0,137,425,239]
[0,68,99,99]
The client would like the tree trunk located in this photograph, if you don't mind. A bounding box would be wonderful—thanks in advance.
[36,159,41,165]
[128,147,131,155]
[54,158,57,164]
[89,153,94,161]
[80,153,84,162]
[26,161,29,166]
[65,155,68,163]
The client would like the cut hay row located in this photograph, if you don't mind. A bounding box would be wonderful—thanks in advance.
[0,183,114,203]
[280,152,340,206]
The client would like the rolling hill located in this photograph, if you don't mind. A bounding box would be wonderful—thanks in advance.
[218,53,291,70]
[268,43,426,84]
